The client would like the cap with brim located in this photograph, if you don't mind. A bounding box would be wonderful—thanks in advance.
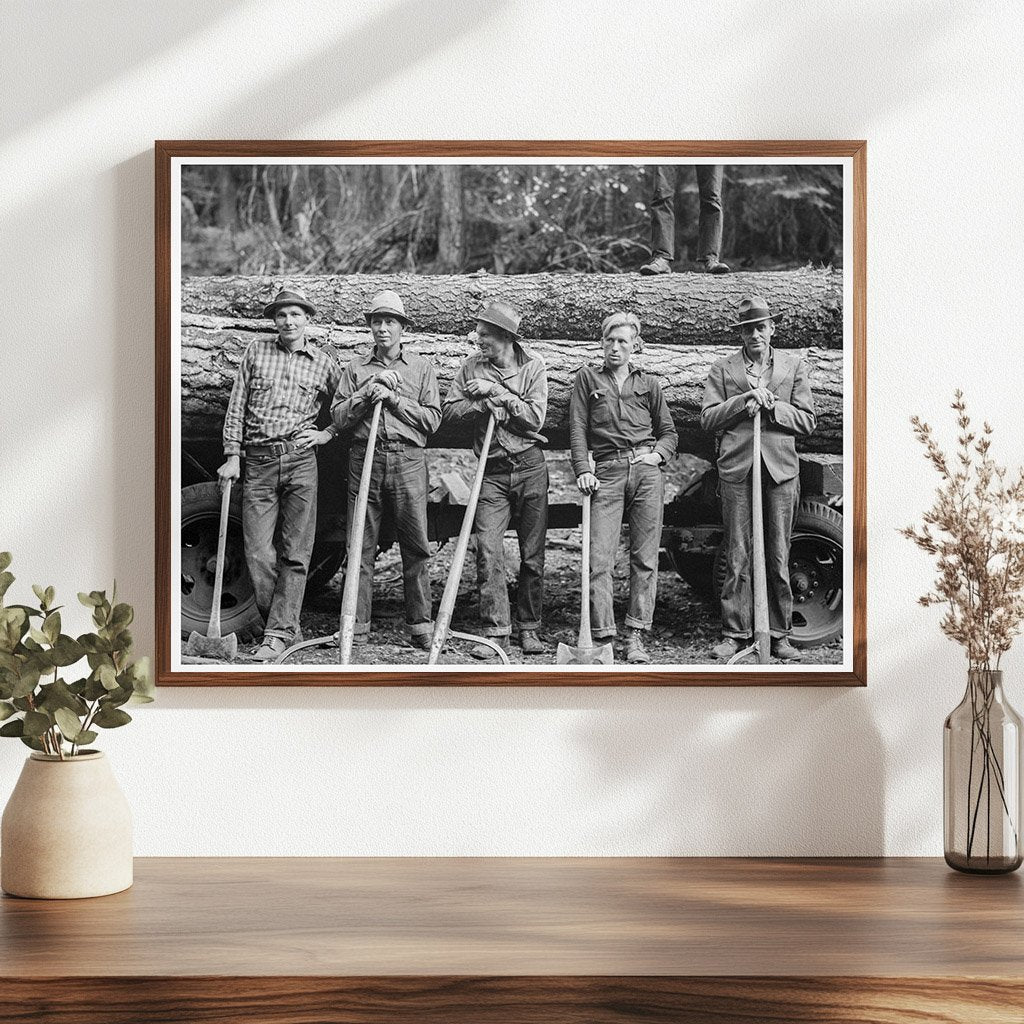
[475,303,522,339]
[263,289,317,319]
[730,294,783,329]
[365,290,414,327]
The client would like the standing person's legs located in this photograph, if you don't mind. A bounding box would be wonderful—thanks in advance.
[623,461,665,631]
[588,459,628,638]
[695,164,727,269]
[389,447,434,638]
[649,165,677,260]
[266,448,318,642]
[718,474,753,641]
[475,464,513,638]
[762,475,800,637]
[509,447,548,634]
[241,454,281,631]
[346,444,386,641]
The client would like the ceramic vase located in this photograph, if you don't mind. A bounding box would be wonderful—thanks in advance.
[1,751,133,898]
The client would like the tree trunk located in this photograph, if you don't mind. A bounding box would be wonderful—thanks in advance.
[214,167,237,230]
[182,267,841,348]
[180,314,841,458]
[436,166,465,273]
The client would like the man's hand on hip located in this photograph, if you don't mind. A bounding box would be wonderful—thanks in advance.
[296,428,333,449]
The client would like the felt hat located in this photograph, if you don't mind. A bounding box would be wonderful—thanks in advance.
[262,288,317,319]
[365,290,413,326]
[730,294,783,328]
[474,300,522,339]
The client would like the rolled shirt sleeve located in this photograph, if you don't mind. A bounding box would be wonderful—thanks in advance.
[222,346,253,456]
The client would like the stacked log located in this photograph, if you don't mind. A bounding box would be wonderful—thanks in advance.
[180,270,843,459]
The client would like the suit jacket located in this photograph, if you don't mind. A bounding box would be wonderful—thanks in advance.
[700,348,816,484]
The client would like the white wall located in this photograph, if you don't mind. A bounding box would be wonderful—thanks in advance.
[1,0,1021,856]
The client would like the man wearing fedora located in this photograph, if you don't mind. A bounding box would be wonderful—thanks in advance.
[700,294,817,663]
[219,287,342,662]
[331,291,441,651]
[443,301,549,659]
[569,311,678,665]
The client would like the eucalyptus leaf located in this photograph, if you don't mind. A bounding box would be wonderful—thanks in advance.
[110,603,134,629]
[83,675,108,701]
[31,584,47,608]
[54,707,85,741]
[0,719,24,737]
[28,627,49,646]
[19,735,45,752]
[75,730,98,746]
[12,665,42,699]
[22,710,51,738]
[37,678,89,717]
[42,611,60,644]
[0,572,14,602]
[0,700,15,721]
[0,552,11,573]
[50,635,85,667]
[44,586,55,608]
[78,591,100,607]
[93,705,132,729]
[98,664,118,690]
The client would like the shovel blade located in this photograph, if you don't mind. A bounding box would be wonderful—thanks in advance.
[556,641,614,665]
[184,629,238,662]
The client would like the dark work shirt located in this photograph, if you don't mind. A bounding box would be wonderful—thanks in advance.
[331,346,441,446]
[222,335,342,456]
[568,362,678,477]
[443,344,548,457]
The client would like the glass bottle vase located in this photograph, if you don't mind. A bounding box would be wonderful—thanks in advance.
[944,669,1023,873]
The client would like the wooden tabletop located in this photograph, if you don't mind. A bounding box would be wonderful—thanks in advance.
[2,857,1023,1023]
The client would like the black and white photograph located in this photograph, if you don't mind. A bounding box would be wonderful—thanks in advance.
[160,145,860,682]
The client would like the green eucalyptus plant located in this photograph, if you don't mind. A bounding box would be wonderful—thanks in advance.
[0,552,154,759]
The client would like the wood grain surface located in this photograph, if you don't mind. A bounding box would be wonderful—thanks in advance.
[2,857,1020,1022]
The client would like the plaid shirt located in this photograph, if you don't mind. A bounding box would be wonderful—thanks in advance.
[330,346,441,445]
[443,344,548,457]
[568,362,678,477]
[222,336,343,456]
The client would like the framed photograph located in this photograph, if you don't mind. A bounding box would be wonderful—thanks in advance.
[156,141,865,686]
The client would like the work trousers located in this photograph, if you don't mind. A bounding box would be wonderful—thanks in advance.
[242,448,318,642]
[347,444,433,637]
[719,470,800,640]
[589,458,665,636]
[474,446,548,637]
[649,165,724,264]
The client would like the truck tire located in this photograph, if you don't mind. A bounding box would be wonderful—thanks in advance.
[180,482,263,642]
[712,498,843,649]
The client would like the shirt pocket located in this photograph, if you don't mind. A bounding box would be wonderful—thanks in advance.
[296,380,321,415]
[589,388,613,428]
[622,382,653,431]
[249,376,275,411]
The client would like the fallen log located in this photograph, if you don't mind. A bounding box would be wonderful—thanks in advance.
[182,267,842,349]
[181,316,842,458]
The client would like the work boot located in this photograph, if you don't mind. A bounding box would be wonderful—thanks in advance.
[624,628,651,665]
[408,632,432,651]
[352,632,369,647]
[518,629,547,655]
[639,255,672,276]
[711,636,745,660]
[253,636,286,663]
[702,257,731,274]
[771,637,802,662]
[470,636,511,661]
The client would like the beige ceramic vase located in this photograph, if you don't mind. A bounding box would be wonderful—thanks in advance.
[1,751,133,899]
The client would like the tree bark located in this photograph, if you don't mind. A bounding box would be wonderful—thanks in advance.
[180,315,842,458]
[436,166,465,273]
[182,267,841,348]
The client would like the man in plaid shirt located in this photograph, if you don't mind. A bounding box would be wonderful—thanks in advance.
[218,287,341,662]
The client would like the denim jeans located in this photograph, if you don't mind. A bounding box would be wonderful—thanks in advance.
[649,165,724,263]
[347,444,433,637]
[474,446,548,637]
[719,471,800,639]
[242,447,318,641]
[589,458,665,635]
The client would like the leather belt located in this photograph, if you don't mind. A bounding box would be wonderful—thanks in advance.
[595,444,656,464]
[352,439,420,451]
[245,439,300,457]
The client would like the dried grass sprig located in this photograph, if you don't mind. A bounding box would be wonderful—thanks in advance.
[902,391,1024,671]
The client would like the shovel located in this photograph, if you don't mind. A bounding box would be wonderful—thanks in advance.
[339,399,383,665]
[185,477,238,661]
[556,486,614,665]
[729,409,770,665]
[428,412,509,666]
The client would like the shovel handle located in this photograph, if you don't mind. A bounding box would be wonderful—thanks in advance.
[208,478,232,639]
[428,413,497,664]
[751,410,770,664]
[578,490,593,649]
[339,400,383,664]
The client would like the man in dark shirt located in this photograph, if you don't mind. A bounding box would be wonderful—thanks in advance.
[569,312,678,664]
[218,287,342,662]
[443,301,549,660]
[331,291,442,651]
[700,295,816,663]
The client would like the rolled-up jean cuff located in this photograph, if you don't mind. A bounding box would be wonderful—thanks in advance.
[770,630,791,639]
[723,631,750,641]
[263,629,293,641]
[516,620,541,631]
[624,615,652,631]
[480,626,512,638]
[353,624,370,636]
[408,622,433,636]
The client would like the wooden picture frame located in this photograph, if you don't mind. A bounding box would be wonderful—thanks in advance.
[156,140,866,686]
